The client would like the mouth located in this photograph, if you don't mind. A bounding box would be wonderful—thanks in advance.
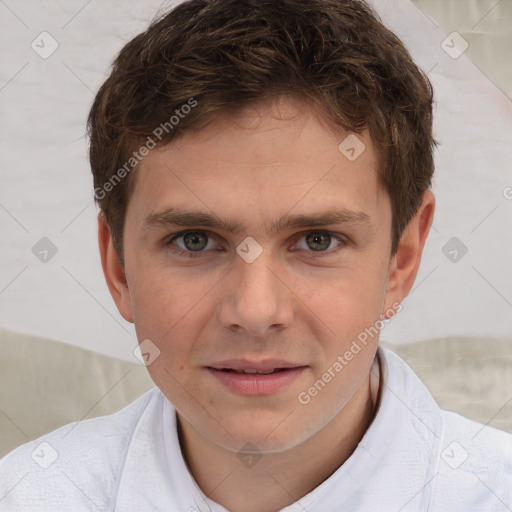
[213,367,294,375]
[205,360,308,395]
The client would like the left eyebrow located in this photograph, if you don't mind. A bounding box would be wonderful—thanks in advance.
[270,209,374,234]
[142,207,375,235]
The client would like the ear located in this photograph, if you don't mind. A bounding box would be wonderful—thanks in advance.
[383,190,435,314]
[97,212,134,323]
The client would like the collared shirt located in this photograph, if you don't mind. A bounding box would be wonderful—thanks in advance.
[1,347,511,511]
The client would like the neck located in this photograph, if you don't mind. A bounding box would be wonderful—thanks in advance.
[177,370,377,512]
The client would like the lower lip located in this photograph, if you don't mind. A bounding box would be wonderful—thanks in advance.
[206,367,307,396]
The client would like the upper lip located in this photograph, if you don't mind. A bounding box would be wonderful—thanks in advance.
[207,359,306,371]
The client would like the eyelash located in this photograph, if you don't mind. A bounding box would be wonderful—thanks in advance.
[165,230,348,259]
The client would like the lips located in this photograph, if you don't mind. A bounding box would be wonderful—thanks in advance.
[206,359,308,395]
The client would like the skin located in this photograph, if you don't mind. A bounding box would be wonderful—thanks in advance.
[99,95,435,512]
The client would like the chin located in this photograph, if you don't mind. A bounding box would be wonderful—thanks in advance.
[206,413,315,454]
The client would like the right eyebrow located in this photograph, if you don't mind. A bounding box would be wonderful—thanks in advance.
[142,209,245,233]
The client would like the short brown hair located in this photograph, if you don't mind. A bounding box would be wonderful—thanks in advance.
[87,0,437,260]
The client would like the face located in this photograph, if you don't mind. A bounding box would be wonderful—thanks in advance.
[103,96,424,454]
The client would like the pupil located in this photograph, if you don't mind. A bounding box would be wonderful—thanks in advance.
[306,232,331,251]
[183,232,207,251]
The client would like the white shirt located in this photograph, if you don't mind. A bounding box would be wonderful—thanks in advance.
[1,347,511,511]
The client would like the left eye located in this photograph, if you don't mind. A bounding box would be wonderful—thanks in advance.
[294,232,343,252]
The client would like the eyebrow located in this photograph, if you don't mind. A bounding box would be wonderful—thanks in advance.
[142,207,374,235]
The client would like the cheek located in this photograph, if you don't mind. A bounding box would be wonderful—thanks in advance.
[128,267,192,349]
[129,272,203,398]
[291,261,387,335]
[127,262,224,367]
[128,256,203,324]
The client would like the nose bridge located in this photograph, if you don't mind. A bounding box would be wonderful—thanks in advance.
[218,246,293,336]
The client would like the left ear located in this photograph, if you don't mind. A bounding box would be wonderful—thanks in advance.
[384,189,435,313]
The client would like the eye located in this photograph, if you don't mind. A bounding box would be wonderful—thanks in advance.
[165,229,347,259]
[294,231,344,254]
[168,231,218,256]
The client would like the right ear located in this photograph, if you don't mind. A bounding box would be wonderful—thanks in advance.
[97,212,134,323]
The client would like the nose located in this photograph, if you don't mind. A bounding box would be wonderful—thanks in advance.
[217,249,294,337]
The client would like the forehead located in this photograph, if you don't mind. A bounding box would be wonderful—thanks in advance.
[127,96,387,227]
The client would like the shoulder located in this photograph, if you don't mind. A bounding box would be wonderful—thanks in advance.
[430,410,512,511]
[380,346,512,510]
[0,386,161,511]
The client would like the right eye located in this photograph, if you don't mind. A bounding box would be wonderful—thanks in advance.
[166,230,220,258]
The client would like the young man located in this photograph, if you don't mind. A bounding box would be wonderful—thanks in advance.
[1,0,510,510]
